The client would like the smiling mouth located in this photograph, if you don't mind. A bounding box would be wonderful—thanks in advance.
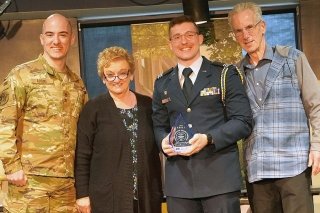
[244,40,254,45]
[51,46,62,49]
[51,49,62,52]
[181,47,192,51]
[112,83,122,87]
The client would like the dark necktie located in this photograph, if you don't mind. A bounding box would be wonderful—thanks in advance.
[182,67,193,101]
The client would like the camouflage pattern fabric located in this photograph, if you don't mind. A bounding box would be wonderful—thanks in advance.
[3,175,77,213]
[0,54,87,177]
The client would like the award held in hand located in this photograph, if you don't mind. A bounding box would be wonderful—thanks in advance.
[169,113,194,152]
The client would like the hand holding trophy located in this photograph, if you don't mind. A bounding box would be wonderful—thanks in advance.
[169,113,194,152]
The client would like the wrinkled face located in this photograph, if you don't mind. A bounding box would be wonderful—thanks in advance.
[169,22,204,66]
[40,15,74,62]
[230,9,266,54]
[102,58,133,96]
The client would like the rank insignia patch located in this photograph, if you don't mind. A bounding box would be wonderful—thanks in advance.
[161,97,171,104]
[200,87,220,96]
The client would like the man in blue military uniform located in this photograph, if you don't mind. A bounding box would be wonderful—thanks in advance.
[152,15,253,213]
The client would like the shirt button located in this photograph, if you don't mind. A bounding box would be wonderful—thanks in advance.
[255,68,258,71]
[187,108,191,112]
[256,83,259,86]
[259,98,262,101]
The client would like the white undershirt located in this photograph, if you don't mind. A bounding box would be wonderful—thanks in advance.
[178,56,203,87]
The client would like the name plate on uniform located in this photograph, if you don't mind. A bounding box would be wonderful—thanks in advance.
[169,113,194,152]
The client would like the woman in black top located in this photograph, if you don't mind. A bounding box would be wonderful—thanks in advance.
[75,46,163,213]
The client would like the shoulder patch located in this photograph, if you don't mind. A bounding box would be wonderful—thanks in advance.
[0,90,9,106]
[156,67,174,80]
[156,73,163,79]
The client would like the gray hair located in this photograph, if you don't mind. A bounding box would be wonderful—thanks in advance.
[228,2,263,27]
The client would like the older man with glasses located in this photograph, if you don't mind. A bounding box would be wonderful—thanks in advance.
[228,2,320,213]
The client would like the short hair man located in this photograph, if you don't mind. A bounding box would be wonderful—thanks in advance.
[152,15,253,213]
[0,14,87,212]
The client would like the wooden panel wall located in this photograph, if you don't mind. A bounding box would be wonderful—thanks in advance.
[300,0,320,79]
[0,18,80,83]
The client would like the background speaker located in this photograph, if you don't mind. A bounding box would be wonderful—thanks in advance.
[0,0,11,15]
[182,0,210,24]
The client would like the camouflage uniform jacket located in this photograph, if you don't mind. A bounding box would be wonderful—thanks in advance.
[0,55,87,178]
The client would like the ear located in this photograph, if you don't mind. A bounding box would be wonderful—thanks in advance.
[169,41,173,51]
[102,77,107,86]
[261,21,267,35]
[40,34,44,46]
[101,71,107,84]
[70,32,76,45]
[198,34,204,45]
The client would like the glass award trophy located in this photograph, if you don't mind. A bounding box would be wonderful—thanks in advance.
[169,113,194,152]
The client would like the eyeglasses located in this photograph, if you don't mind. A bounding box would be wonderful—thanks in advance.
[233,20,262,37]
[170,31,199,43]
[104,71,130,82]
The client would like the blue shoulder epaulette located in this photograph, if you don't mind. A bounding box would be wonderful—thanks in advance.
[156,67,174,80]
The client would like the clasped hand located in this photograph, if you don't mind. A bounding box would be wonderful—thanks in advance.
[161,133,208,157]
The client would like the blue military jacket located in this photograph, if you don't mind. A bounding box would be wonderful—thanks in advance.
[152,56,253,198]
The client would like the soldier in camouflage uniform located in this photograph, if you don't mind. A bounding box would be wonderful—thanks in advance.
[0,14,87,212]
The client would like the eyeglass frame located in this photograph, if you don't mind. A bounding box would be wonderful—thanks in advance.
[170,31,199,43]
[233,20,262,37]
[104,71,130,82]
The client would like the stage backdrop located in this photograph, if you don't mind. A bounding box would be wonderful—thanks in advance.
[80,13,297,98]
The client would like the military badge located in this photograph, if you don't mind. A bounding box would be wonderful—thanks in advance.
[162,90,171,104]
[161,98,171,104]
[200,87,220,96]
[157,73,163,79]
